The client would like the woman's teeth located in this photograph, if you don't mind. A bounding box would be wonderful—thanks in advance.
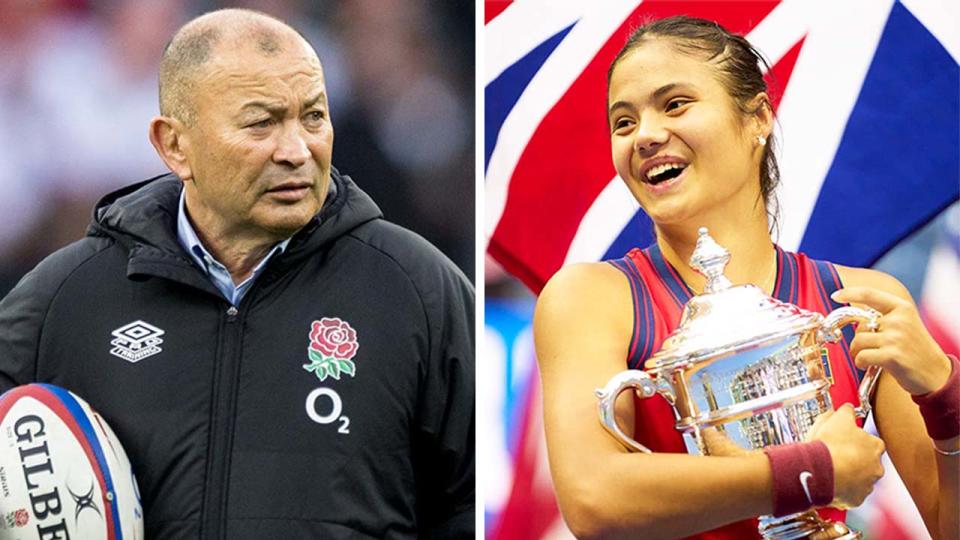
[646,163,687,184]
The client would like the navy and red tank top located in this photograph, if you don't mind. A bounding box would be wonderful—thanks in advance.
[608,244,863,540]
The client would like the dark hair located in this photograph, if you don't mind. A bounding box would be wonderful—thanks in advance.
[608,16,781,232]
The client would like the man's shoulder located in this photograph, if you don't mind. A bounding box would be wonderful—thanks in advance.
[13,237,116,292]
[343,219,469,285]
[0,236,116,324]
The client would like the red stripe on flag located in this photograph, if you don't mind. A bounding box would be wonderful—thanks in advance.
[489,372,561,540]
[869,507,919,540]
[489,2,781,293]
[485,1,512,25]
[921,306,959,357]
[766,37,805,112]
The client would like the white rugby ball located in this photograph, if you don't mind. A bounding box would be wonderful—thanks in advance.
[0,384,143,539]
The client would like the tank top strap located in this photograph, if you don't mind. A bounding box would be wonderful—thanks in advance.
[608,250,657,369]
[794,251,864,384]
[607,246,688,369]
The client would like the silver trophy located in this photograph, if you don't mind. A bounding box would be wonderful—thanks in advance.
[596,228,881,540]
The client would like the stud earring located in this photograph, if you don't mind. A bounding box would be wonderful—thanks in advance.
[757,135,767,146]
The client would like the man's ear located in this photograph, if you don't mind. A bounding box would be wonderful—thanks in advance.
[149,116,193,182]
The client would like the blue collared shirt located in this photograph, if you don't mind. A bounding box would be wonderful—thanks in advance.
[176,190,291,306]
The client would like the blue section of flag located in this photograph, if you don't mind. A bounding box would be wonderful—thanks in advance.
[603,210,655,260]
[801,2,960,265]
[39,383,123,539]
[485,299,536,455]
[485,23,576,171]
[947,210,960,257]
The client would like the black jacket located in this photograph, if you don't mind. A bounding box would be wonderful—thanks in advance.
[0,171,475,539]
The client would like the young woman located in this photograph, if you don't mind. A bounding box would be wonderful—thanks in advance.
[534,16,958,540]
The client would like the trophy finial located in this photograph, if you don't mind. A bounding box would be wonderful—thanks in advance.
[690,227,732,293]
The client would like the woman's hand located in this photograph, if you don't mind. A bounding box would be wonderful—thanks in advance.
[832,287,952,396]
[701,427,754,457]
[807,404,885,508]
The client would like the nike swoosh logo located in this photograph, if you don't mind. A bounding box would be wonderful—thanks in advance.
[799,471,815,504]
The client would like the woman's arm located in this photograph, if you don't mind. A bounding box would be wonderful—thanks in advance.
[535,263,883,539]
[834,267,958,540]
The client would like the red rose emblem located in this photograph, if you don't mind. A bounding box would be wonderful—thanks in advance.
[310,318,359,360]
[14,509,28,527]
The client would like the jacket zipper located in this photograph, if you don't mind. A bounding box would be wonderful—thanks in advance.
[201,304,243,539]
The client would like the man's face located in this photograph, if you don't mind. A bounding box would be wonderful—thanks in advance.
[182,37,333,241]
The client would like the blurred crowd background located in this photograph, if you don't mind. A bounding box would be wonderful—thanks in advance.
[0,0,475,296]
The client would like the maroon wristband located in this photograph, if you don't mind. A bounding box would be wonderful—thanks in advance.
[763,441,834,517]
[911,354,960,441]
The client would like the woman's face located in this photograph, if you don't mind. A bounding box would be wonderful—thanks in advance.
[608,38,766,227]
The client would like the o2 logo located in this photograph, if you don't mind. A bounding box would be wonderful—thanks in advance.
[305,387,350,434]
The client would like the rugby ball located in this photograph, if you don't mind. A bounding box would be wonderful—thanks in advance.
[0,384,143,539]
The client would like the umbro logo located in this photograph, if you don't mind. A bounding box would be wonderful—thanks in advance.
[109,320,165,363]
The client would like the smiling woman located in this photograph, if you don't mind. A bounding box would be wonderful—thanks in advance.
[606,23,774,232]
[533,15,958,540]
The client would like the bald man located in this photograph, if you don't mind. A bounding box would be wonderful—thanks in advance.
[0,9,474,540]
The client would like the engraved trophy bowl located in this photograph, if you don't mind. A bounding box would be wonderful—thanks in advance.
[596,228,881,540]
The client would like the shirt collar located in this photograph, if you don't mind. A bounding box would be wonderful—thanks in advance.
[176,188,291,304]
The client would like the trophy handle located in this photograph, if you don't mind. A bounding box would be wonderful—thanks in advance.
[819,306,882,419]
[595,370,659,453]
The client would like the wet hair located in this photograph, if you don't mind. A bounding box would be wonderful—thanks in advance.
[608,16,781,232]
[158,9,298,126]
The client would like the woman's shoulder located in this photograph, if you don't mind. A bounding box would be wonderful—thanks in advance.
[788,247,911,302]
[535,262,634,338]
[539,261,631,305]
[833,264,913,303]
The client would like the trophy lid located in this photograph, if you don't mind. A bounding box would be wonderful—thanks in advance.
[646,228,823,373]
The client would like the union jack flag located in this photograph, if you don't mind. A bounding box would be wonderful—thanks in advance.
[485,1,958,538]
[486,0,958,293]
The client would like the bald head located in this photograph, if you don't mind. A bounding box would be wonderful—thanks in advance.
[158,9,311,125]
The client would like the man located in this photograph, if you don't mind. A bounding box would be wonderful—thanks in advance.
[0,9,474,539]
